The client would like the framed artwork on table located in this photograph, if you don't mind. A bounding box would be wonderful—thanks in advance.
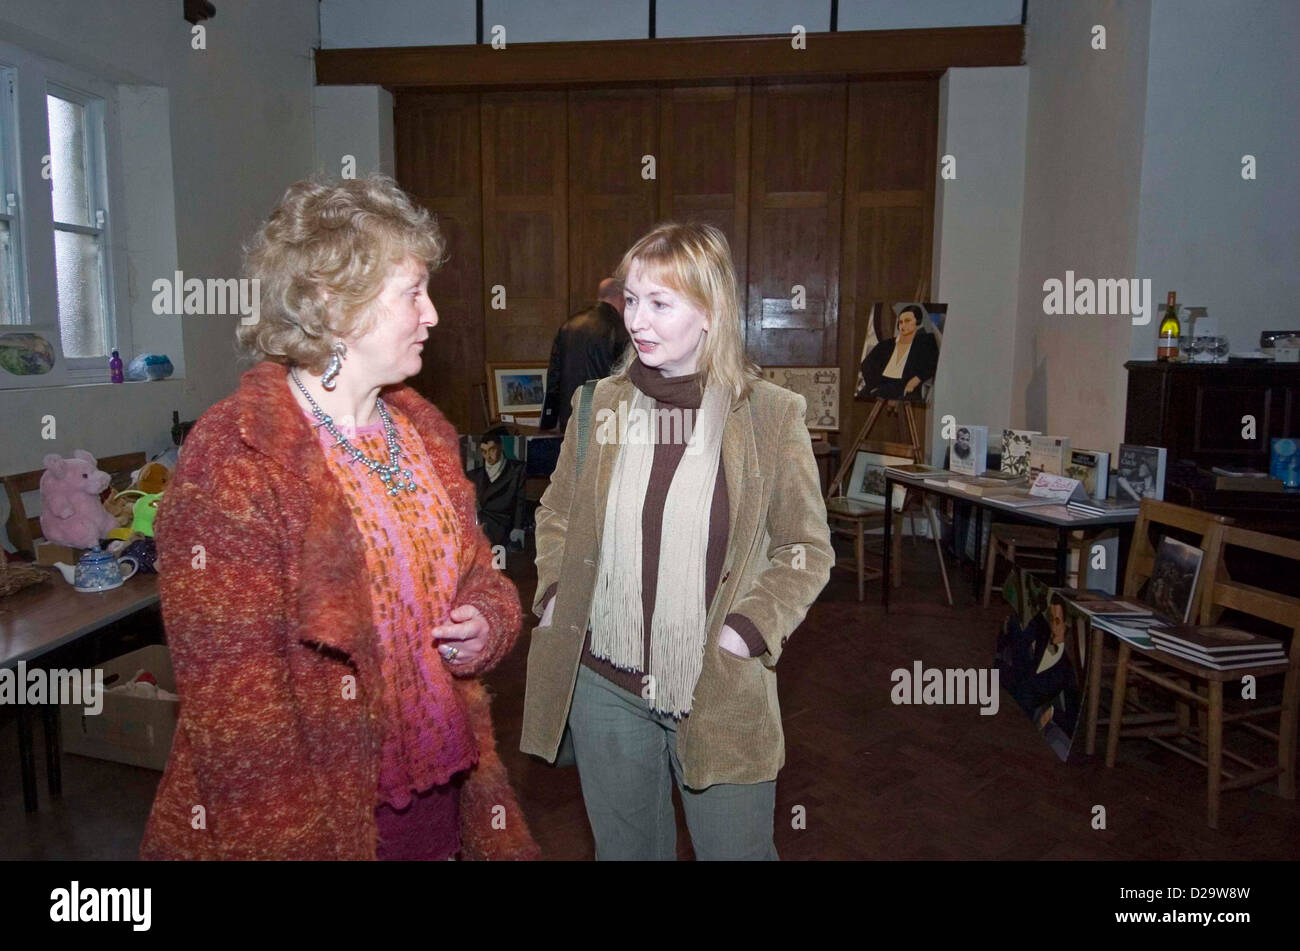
[486,362,548,420]
[846,450,913,510]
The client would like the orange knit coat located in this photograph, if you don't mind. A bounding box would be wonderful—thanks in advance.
[139,361,537,860]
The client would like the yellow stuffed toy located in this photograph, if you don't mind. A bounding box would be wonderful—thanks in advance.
[105,460,171,541]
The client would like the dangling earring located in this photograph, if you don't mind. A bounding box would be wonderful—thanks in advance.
[321,341,346,391]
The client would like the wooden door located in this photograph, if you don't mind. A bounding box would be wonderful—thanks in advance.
[746,81,846,366]
[567,89,659,312]
[658,84,752,317]
[480,91,569,369]
[395,91,483,431]
[839,80,939,450]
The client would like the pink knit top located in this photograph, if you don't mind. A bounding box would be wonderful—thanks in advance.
[308,403,479,809]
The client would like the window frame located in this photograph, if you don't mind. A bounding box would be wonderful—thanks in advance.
[0,38,131,385]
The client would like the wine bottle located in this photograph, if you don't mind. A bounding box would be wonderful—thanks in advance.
[1157,291,1180,361]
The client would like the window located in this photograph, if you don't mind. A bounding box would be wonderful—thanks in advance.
[0,40,128,383]
[0,67,23,326]
[47,87,110,358]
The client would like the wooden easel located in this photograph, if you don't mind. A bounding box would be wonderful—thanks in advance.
[826,286,952,604]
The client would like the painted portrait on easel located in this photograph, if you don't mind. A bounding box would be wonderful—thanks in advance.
[854,302,947,404]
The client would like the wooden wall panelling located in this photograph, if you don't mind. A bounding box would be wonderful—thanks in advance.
[395,91,483,432]
[657,84,752,320]
[746,81,847,366]
[480,91,569,369]
[566,89,660,314]
[838,80,939,453]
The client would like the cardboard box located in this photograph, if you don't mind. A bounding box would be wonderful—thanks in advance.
[60,643,178,771]
[34,539,80,567]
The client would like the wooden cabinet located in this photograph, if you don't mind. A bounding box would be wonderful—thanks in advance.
[1124,360,1300,532]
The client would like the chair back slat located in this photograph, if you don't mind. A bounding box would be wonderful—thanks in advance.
[3,451,148,557]
[1122,498,1231,602]
[1200,525,1300,638]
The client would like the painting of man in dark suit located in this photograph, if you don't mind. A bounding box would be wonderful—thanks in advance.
[995,592,1082,761]
[856,302,944,403]
[469,427,528,550]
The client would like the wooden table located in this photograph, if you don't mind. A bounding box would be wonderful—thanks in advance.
[880,470,1139,610]
[0,569,159,810]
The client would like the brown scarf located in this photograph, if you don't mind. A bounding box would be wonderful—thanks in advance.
[588,362,729,716]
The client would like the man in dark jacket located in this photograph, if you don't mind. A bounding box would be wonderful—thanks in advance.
[539,278,629,431]
[470,428,528,549]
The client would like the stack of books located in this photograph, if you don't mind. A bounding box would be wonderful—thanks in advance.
[1067,497,1141,517]
[1148,624,1288,670]
[1055,590,1161,647]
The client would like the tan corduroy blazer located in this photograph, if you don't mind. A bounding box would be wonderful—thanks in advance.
[520,374,833,789]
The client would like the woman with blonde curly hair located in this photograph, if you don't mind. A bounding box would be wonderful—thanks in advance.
[140,176,537,861]
[521,222,833,860]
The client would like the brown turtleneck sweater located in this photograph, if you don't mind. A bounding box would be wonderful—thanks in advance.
[541,360,764,702]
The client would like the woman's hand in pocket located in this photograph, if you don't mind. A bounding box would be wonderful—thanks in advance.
[717,624,751,658]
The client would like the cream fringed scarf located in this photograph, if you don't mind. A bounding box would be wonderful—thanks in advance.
[588,378,730,716]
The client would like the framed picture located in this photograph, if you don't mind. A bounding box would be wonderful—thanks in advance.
[846,450,913,509]
[761,366,840,431]
[854,302,947,405]
[0,326,72,390]
[486,362,548,420]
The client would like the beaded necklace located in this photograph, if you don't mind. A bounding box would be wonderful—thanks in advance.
[290,367,417,497]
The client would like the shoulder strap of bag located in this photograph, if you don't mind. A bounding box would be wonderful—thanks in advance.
[574,380,598,477]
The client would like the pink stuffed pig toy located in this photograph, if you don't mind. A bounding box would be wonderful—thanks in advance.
[39,450,120,549]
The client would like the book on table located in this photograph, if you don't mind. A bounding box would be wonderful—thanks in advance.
[1029,435,1071,476]
[981,489,1058,508]
[1067,498,1140,516]
[951,475,1027,496]
[1116,443,1167,502]
[1065,449,1110,500]
[949,424,988,476]
[1000,429,1040,478]
[886,463,945,477]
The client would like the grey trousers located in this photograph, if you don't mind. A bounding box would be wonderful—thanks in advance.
[568,663,779,861]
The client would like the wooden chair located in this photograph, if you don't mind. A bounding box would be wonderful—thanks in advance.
[3,451,147,557]
[824,454,951,605]
[981,523,1093,607]
[1105,523,1299,828]
[1084,499,1231,756]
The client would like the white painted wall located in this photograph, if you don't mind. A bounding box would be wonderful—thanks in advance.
[1011,0,1151,453]
[928,66,1029,466]
[314,86,395,179]
[321,0,475,47]
[0,1,319,485]
[840,0,1021,31]
[319,0,1023,47]
[1132,0,1300,358]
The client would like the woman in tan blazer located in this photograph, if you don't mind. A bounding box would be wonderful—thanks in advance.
[521,222,832,860]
